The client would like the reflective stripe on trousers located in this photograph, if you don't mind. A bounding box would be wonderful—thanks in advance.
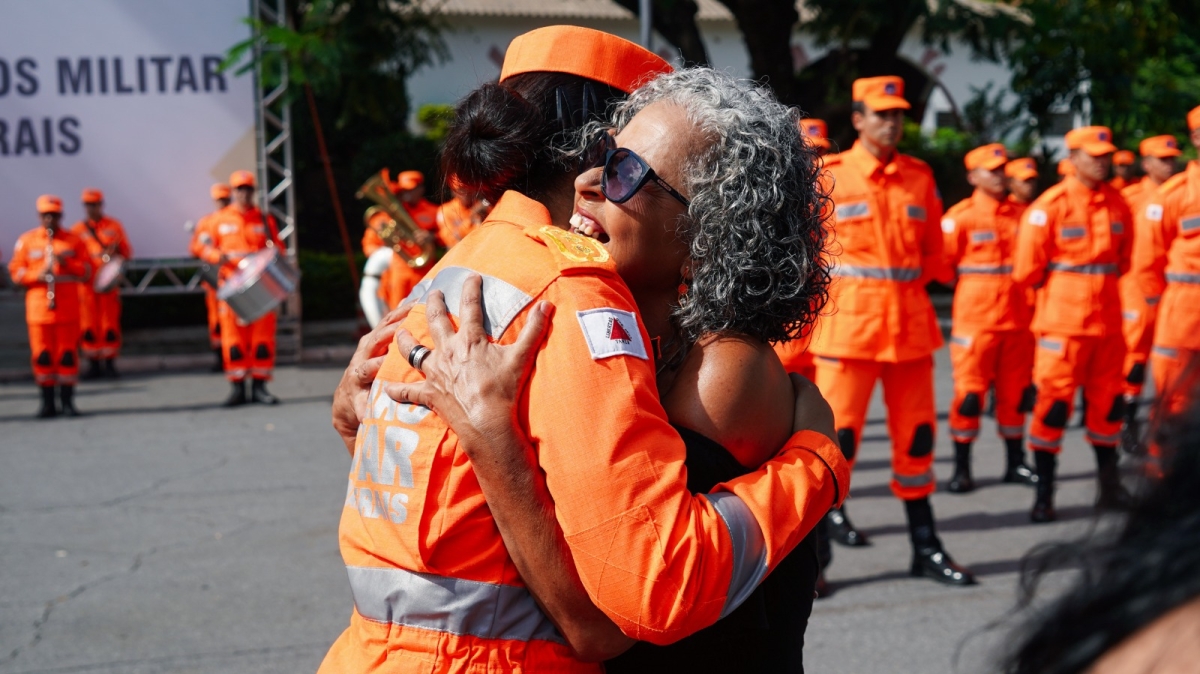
[704,491,768,618]
[1153,345,1179,358]
[1087,430,1121,446]
[1166,271,1200,285]
[1029,435,1063,450]
[999,424,1025,437]
[346,566,565,643]
[957,264,1013,275]
[892,468,936,488]
[1046,262,1118,275]
[831,265,922,281]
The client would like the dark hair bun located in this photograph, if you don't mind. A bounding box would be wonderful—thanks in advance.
[442,83,543,204]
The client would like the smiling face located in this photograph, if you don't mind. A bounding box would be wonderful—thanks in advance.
[572,100,695,294]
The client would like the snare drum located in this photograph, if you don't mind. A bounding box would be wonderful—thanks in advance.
[217,248,300,323]
[94,256,127,292]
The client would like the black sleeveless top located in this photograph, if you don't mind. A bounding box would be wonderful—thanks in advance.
[604,425,819,673]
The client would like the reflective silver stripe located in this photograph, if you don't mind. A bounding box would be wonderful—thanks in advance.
[999,425,1025,437]
[831,265,921,281]
[1153,346,1179,358]
[1122,310,1139,321]
[1087,430,1121,445]
[950,428,979,439]
[970,230,996,243]
[1181,215,1200,232]
[906,205,927,220]
[704,491,767,618]
[1029,435,1062,450]
[409,266,533,341]
[1046,262,1118,275]
[893,468,936,488]
[1039,338,1063,351]
[1111,222,1125,235]
[1145,295,1161,305]
[949,335,972,347]
[346,566,563,643]
[1166,272,1200,285]
[957,264,1013,275]
[836,201,870,219]
[1061,226,1086,240]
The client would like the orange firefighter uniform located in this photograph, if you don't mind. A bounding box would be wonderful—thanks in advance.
[1109,150,1138,191]
[944,145,1035,446]
[9,196,92,387]
[191,184,233,352]
[1013,127,1132,453]
[71,189,132,361]
[194,172,283,382]
[436,195,489,248]
[1118,136,1182,402]
[322,190,848,674]
[799,118,832,154]
[809,83,950,501]
[362,170,441,310]
[320,27,849,673]
[1134,109,1200,409]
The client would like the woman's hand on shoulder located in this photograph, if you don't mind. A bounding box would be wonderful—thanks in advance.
[331,301,413,454]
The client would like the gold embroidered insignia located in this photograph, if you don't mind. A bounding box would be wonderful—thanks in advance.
[538,226,609,263]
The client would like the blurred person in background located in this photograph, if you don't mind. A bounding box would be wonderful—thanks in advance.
[1005,158,1040,205]
[191,183,233,372]
[1109,150,1139,190]
[9,195,92,418]
[72,188,131,379]
[435,176,490,248]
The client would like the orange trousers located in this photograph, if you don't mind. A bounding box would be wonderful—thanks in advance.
[78,285,122,360]
[1028,333,1126,452]
[29,322,81,386]
[948,329,1034,443]
[218,302,276,382]
[204,287,221,349]
[813,355,937,500]
[1120,292,1156,400]
[1150,345,1197,415]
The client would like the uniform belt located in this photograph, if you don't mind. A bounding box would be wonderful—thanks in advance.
[1166,271,1200,285]
[956,264,1013,275]
[1046,262,1118,275]
[45,275,84,284]
[830,265,922,282]
[346,566,565,643]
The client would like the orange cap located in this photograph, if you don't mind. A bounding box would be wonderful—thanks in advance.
[1188,105,1200,131]
[499,26,672,95]
[210,183,232,200]
[1057,158,1075,176]
[37,194,63,214]
[1140,135,1183,158]
[1112,150,1135,166]
[799,118,831,150]
[852,76,911,112]
[81,188,104,204]
[230,170,256,188]
[1065,126,1117,156]
[1005,157,1039,181]
[394,170,424,191]
[964,143,1008,171]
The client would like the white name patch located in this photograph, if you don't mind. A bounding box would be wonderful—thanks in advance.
[1145,204,1164,222]
[941,218,956,233]
[1028,209,1048,227]
[577,308,648,361]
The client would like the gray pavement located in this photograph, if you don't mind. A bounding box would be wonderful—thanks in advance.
[1,350,1135,673]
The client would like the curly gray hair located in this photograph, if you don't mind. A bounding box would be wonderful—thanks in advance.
[605,67,832,347]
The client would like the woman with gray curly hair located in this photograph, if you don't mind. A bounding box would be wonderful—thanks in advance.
[388,67,834,670]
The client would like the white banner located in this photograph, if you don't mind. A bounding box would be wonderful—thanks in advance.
[0,0,256,259]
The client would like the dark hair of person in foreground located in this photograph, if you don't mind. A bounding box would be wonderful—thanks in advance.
[1001,367,1200,674]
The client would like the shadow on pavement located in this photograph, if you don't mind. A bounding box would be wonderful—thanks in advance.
[856,504,1099,539]
[0,394,332,422]
[846,470,1098,500]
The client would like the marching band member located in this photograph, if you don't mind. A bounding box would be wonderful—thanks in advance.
[72,188,131,379]
[808,76,975,585]
[8,195,93,418]
[943,144,1037,492]
[435,176,490,248]
[1014,126,1133,522]
[195,170,283,406]
[191,183,233,371]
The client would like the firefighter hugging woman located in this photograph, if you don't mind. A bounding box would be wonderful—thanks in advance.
[323,26,847,674]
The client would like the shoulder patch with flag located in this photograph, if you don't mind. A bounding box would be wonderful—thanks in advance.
[577,308,648,361]
[1028,209,1048,226]
[1145,203,1163,222]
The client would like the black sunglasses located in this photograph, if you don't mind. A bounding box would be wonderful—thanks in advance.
[581,132,690,207]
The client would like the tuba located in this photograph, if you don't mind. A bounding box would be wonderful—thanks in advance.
[356,171,435,268]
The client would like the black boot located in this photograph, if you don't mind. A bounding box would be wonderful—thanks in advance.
[1120,398,1143,455]
[1002,437,1038,485]
[82,359,103,381]
[947,441,975,493]
[250,379,280,405]
[223,379,247,407]
[36,385,58,418]
[103,358,119,378]
[825,506,870,547]
[906,498,976,586]
[1094,444,1134,511]
[59,385,80,417]
[211,347,224,373]
[1031,450,1057,523]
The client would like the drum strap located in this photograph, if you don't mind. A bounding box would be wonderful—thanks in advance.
[83,220,118,256]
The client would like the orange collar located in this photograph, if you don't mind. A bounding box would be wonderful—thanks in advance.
[847,140,898,177]
[485,191,553,228]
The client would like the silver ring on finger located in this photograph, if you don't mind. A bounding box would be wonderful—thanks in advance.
[407,345,433,372]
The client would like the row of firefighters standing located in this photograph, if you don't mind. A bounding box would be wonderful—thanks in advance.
[773,87,1200,589]
[8,191,131,418]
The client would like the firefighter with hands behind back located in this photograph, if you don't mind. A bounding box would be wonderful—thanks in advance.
[8,195,93,418]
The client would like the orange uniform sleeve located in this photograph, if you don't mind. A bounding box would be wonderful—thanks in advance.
[113,220,133,259]
[1133,198,1171,303]
[8,235,34,286]
[921,179,952,285]
[193,216,224,266]
[941,202,967,277]
[525,275,846,645]
[1013,201,1054,289]
[266,214,284,249]
[362,223,385,257]
[1113,198,1133,276]
[69,236,93,282]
